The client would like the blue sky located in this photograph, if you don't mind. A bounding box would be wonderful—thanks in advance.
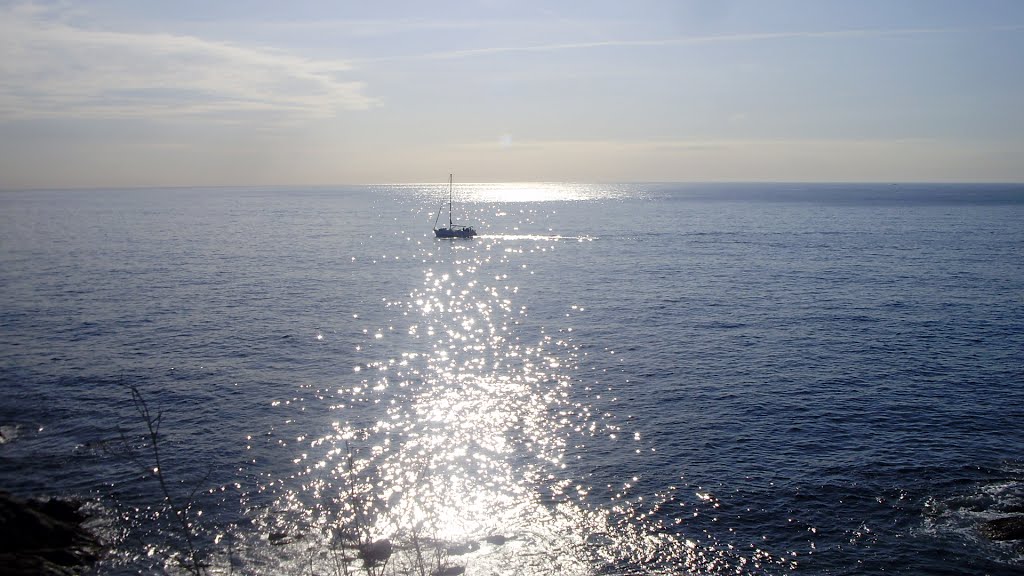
[1,0,1023,188]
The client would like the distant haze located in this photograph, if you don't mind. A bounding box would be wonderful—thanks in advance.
[2,1,1023,189]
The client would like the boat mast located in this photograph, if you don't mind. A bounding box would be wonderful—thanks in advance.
[448,173,454,229]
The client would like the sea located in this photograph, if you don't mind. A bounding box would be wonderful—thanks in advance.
[1,182,1022,575]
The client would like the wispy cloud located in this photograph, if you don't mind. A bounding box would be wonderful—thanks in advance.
[226,17,483,37]
[0,3,376,122]
[366,24,1024,62]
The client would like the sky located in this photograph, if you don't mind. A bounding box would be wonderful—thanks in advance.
[1,0,1023,188]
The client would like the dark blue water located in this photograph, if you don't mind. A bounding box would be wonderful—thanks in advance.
[1,183,1022,575]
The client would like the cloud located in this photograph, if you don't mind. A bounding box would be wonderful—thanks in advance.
[370,24,1024,62]
[228,17,483,38]
[0,3,376,122]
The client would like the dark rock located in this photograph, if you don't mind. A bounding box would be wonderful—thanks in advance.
[37,499,86,526]
[0,492,99,575]
[434,565,465,576]
[358,538,392,565]
[980,515,1024,541]
[484,534,509,545]
[0,553,79,576]
[268,531,292,545]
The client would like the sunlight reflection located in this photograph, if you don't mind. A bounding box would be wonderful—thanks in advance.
[484,233,596,241]
[254,232,791,576]
[263,234,608,573]
[464,182,601,203]
[402,181,637,203]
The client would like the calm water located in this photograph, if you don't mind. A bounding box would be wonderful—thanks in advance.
[1,183,1023,575]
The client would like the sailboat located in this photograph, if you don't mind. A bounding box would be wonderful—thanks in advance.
[433,174,477,238]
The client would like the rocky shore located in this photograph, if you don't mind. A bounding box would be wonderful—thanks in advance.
[979,515,1024,542]
[1,482,1022,575]
[0,491,100,575]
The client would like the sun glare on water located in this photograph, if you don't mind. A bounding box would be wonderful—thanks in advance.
[466,182,635,203]
[406,181,633,204]
[254,237,607,574]
[245,217,785,575]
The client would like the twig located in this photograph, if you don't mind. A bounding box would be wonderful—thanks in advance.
[128,384,206,575]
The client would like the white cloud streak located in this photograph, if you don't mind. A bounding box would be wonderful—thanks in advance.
[365,24,1024,62]
[0,3,376,122]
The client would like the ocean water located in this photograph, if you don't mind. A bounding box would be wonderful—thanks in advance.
[1,182,1023,575]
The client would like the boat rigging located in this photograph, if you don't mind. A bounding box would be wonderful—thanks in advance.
[433,174,477,238]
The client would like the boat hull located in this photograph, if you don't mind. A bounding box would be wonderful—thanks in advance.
[434,227,477,238]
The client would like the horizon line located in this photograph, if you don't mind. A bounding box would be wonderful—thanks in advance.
[4,180,1024,193]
